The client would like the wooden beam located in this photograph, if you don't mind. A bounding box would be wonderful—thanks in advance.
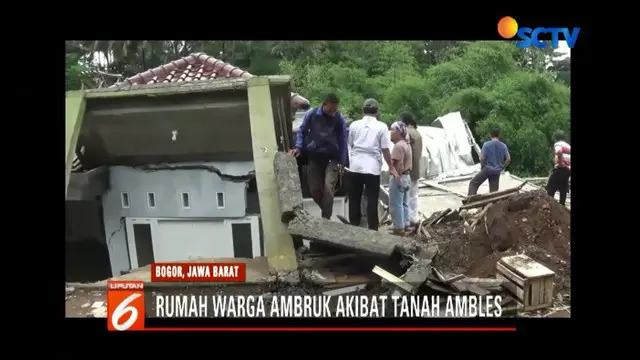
[247,77,297,272]
[372,266,415,294]
[65,90,87,196]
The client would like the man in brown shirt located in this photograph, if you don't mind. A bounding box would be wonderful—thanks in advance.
[388,121,412,236]
[400,112,422,225]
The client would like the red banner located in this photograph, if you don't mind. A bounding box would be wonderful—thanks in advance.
[151,263,246,282]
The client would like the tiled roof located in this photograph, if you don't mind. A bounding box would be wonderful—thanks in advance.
[111,52,309,109]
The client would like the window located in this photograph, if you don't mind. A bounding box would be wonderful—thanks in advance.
[147,192,156,209]
[216,192,225,209]
[181,192,191,209]
[121,192,130,208]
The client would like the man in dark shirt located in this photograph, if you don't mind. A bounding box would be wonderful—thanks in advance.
[289,93,348,219]
[468,128,511,195]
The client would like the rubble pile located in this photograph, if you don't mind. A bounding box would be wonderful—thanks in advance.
[432,189,571,292]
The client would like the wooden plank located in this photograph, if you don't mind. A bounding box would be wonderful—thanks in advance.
[460,192,517,210]
[496,262,525,287]
[450,280,467,293]
[467,284,490,296]
[247,77,297,272]
[65,91,87,197]
[500,254,555,279]
[428,209,452,226]
[544,277,554,305]
[273,152,304,222]
[425,280,457,295]
[287,215,400,257]
[372,266,415,294]
[462,278,504,287]
[531,279,540,306]
[462,182,527,204]
[496,273,525,300]
[436,175,474,184]
[421,180,467,198]
[444,274,465,284]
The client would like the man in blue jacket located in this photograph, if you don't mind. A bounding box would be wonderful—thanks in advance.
[289,93,348,219]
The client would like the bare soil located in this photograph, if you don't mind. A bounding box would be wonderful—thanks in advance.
[432,189,571,292]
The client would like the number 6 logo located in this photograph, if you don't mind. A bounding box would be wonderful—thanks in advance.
[111,293,142,331]
[107,280,145,331]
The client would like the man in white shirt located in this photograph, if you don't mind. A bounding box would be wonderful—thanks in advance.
[347,99,395,230]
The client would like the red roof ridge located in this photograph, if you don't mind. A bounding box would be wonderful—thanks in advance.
[111,53,309,108]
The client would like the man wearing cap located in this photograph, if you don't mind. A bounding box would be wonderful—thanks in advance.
[289,93,348,219]
[347,99,395,230]
[400,112,423,226]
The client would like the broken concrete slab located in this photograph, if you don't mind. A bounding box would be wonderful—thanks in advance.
[400,258,432,293]
[274,152,304,222]
[288,214,405,257]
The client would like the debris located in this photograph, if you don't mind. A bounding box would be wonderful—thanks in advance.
[462,182,528,205]
[424,267,505,297]
[372,266,415,294]
[299,253,358,268]
[420,180,468,198]
[469,204,492,230]
[496,254,555,311]
[433,189,570,293]
[428,209,452,226]
[322,283,368,296]
[460,191,518,210]
[443,274,465,284]
[288,214,405,257]
[467,284,490,296]
[400,258,432,293]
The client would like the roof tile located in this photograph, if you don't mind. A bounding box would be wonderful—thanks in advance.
[111,53,309,108]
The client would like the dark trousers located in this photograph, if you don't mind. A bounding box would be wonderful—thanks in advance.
[546,167,571,206]
[468,167,500,196]
[348,172,381,230]
[307,159,340,219]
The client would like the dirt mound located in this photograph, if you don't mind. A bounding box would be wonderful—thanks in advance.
[433,189,571,292]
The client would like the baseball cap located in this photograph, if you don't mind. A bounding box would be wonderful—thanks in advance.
[363,98,380,109]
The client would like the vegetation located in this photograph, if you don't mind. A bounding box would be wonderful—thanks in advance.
[65,40,571,176]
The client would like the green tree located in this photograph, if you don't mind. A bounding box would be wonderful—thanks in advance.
[65,54,86,91]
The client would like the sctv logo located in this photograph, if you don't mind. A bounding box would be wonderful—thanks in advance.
[498,16,580,49]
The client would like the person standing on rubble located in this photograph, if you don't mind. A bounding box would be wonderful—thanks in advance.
[546,130,571,206]
[468,128,511,195]
[400,112,423,227]
[347,99,394,230]
[289,93,348,219]
[388,121,413,236]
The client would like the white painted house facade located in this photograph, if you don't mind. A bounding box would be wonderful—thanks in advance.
[101,161,348,277]
[103,161,261,276]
